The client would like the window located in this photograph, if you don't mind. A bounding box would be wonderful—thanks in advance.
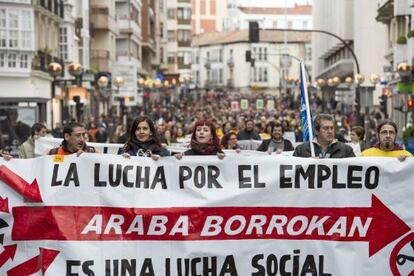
[177,8,191,20]
[177,30,190,42]
[219,68,223,84]
[160,22,164,38]
[177,55,184,65]
[20,53,28,68]
[0,30,6,47]
[8,52,16,68]
[167,53,175,64]
[59,27,68,60]
[273,20,278,28]
[252,66,268,82]
[264,47,267,61]
[21,31,31,49]
[287,21,293,29]
[0,9,6,28]
[0,52,4,67]
[167,8,175,19]
[302,21,308,29]
[167,30,175,42]
[8,30,18,48]
[160,47,164,63]
[0,8,33,50]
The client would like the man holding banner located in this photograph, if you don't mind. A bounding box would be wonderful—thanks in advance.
[48,122,96,156]
[361,119,412,160]
[293,114,355,158]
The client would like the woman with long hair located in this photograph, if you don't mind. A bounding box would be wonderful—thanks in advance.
[120,116,169,160]
[175,119,224,159]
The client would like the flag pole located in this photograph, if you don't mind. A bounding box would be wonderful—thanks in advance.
[300,60,315,157]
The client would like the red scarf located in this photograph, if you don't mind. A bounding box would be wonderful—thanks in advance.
[190,140,222,155]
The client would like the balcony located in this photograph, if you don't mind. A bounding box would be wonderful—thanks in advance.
[178,40,191,47]
[34,0,64,18]
[178,0,191,3]
[32,50,64,74]
[177,18,191,25]
[376,0,393,23]
[90,50,111,72]
[90,6,119,34]
[178,63,191,69]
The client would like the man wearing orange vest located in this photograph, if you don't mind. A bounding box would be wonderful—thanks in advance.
[48,122,96,156]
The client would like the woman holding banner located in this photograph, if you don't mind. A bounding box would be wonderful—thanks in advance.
[120,116,170,161]
[175,120,225,159]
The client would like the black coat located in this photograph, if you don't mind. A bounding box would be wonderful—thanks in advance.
[257,139,295,152]
[293,141,355,158]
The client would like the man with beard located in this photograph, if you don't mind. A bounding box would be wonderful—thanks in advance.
[257,123,294,153]
[48,122,96,156]
[361,120,412,161]
[237,119,261,140]
[293,114,355,158]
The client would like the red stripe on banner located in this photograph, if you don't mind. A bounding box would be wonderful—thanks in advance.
[11,195,410,256]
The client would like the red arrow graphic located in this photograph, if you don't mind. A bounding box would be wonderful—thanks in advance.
[11,195,410,257]
[0,196,8,213]
[0,165,42,203]
[7,247,59,276]
[0,245,17,268]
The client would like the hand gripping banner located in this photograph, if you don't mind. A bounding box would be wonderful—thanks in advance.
[0,154,414,275]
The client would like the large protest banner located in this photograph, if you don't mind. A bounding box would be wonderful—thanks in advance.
[0,154,414,275]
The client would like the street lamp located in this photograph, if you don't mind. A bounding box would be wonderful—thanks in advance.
[48,62,62,129]
[48,62,84,127]
[113,76,125,122]
[96,75,110,114]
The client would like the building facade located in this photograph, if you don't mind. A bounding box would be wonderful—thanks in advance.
[191,0,227,35]
[0,0,64,135]
[312,0,389,128]
[191,30,311,94]
[376,0,414,130]
[224,3,312,32]
[166,0,192,78]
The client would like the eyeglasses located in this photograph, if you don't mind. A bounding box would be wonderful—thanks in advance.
[379,130,396,135]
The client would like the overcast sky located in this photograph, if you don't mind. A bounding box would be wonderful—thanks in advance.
[237,0,312,7]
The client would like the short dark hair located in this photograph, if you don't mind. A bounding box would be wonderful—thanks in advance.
[271,123,285,133]
[31,123,46,136]
[314,114,334,131]
[63,122,84,137]
[351,126,365,140]
[376,120,398,134]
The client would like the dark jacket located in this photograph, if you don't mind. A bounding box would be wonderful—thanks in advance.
[237,130,261,140]
[293,141,355,158]
[257,139,295,152]
[184,149,220,156]
[120,139,170,157]
[48,140,96,155]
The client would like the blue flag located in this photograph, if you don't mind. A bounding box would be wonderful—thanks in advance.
[299,62,314,142]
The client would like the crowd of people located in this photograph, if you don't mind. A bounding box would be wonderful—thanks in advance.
[0,90,412,161]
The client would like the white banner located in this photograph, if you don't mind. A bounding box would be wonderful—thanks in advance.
[35,137,276,157]
[1,155,413,275]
